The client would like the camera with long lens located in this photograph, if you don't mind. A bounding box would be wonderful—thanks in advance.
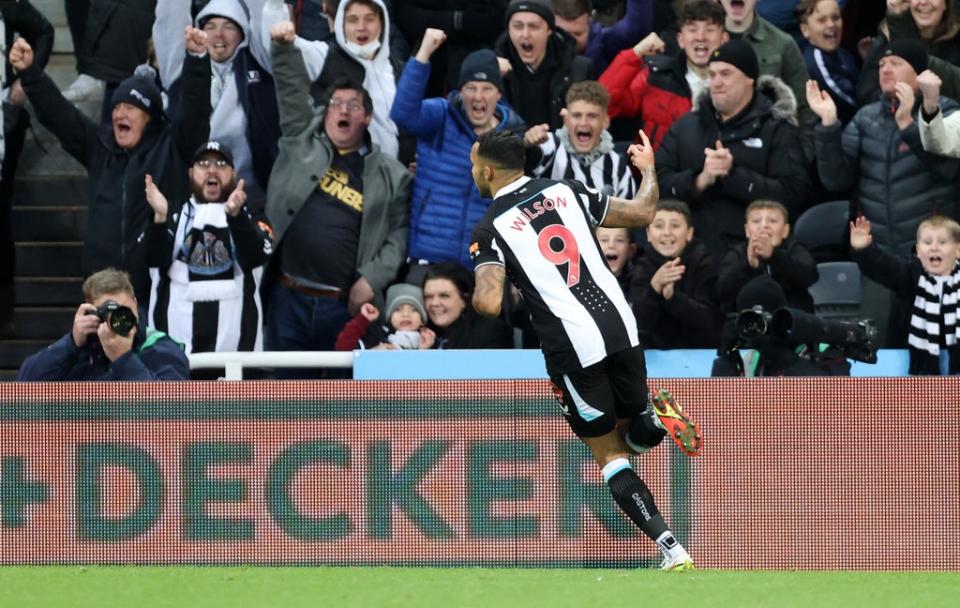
[734,305,879,364]
[86,300,137,337]
[736,305,774,340]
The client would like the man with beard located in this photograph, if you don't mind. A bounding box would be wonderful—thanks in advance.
[143,141,273,354]
[153,0,281,203]
[495,0,593,129]
[523,80,636,198]
[266,23,410,374]
[390,28,526,270]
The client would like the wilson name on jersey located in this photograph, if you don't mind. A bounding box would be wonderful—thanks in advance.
[471,176,638,373]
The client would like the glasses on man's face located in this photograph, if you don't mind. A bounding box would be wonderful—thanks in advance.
[195,158,230,169]
[328,98,364,113]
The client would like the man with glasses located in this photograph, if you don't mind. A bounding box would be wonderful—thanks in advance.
[142,141,273,356]
[264,22,410,375]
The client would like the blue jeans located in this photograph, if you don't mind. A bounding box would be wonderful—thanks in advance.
[266,282,352,378]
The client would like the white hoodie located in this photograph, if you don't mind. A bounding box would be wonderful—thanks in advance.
[261,0,399,158]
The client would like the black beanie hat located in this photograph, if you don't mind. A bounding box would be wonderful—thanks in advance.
[709,39,759,81]
[458,49,504,92]
[111,76,163,120]
[736,275,788,313]
[505,0,555,30]
[883,39,929,76]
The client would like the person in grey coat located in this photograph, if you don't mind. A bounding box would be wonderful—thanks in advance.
[264,20,411,362]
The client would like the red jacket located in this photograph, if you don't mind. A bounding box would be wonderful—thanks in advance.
[599,50,693,150]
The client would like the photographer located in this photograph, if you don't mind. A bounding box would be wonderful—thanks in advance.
[712,275,876,377]
[17,269,189,381]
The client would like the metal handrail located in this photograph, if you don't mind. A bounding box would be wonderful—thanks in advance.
[188,351,354,380]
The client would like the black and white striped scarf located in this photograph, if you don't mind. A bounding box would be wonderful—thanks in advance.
[907,262,960,370]
[531,130,635,198]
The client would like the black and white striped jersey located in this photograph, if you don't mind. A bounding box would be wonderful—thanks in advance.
[530,132,636,198]
[470,176,639,373]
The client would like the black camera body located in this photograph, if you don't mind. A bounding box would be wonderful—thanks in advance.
[734,305,879,364]
[86,300,137,337]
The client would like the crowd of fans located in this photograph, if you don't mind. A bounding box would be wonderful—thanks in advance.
[5,0,960,379]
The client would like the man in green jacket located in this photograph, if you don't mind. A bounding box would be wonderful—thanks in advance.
[264,20,411,365]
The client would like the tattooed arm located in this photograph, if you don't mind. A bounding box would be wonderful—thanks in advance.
[473,264,506,318]
[601,130,659,228]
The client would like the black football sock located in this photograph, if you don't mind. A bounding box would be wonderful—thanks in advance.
[601,457,668,541]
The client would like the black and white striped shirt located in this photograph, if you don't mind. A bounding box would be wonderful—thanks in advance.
[530,131,635,199]
[471,176,638,373]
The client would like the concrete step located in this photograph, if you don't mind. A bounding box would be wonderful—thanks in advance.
[12,175,88,206]
[13,206,86,241]
[12,306,75,340]
[14,277,84,306]
[0,340,48,369]
[15,242,84,276]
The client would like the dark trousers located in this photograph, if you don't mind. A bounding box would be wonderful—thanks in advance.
[265,282,352,379]
[0,103,30,287]
[65,0,91,70]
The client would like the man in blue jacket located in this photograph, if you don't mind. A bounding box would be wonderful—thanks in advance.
[17,269,189,381]
[391,28,526,270]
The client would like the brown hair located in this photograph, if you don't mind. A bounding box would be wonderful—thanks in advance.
[745,199,790,223]
[82,268,135,303]
[680,0,726,26]
[565,80,610,113]
[553,0,591,20]
[655,198,693,226]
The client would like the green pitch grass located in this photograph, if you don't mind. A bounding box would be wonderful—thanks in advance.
[0,567,956,608]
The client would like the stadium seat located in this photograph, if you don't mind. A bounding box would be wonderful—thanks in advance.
[809,261,861,320]
[793,200,852,262]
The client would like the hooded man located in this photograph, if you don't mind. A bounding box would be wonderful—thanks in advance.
[9,33,211,304]
[654,39,810,258]
[153,0,281,200]
[262,0,403,158]
[495,0,593,129]
[390,28,526,269]
[144,141,274,355]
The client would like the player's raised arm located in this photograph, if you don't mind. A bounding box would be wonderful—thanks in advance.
[473,263,506,318]
[601,130,659,228]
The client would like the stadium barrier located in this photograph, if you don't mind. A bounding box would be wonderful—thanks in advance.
[0,378,956,569]
[188,349,913,379]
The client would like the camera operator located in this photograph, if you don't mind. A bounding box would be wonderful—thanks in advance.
[711,275,877,377]
[17,269,189,381]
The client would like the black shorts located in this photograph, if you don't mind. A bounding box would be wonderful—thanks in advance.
[547,345,650,438]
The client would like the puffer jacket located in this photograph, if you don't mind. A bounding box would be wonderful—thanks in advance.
[655,76,810,256]
[815,94,960,257]
[390,57,526,268]
[599,49,693,150]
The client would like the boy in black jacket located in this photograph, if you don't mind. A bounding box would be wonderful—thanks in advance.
[630,199,722,348]
[717,199,819,314]
[851,214,960,375]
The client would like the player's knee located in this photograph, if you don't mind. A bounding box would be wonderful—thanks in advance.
[624,408,665,454]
